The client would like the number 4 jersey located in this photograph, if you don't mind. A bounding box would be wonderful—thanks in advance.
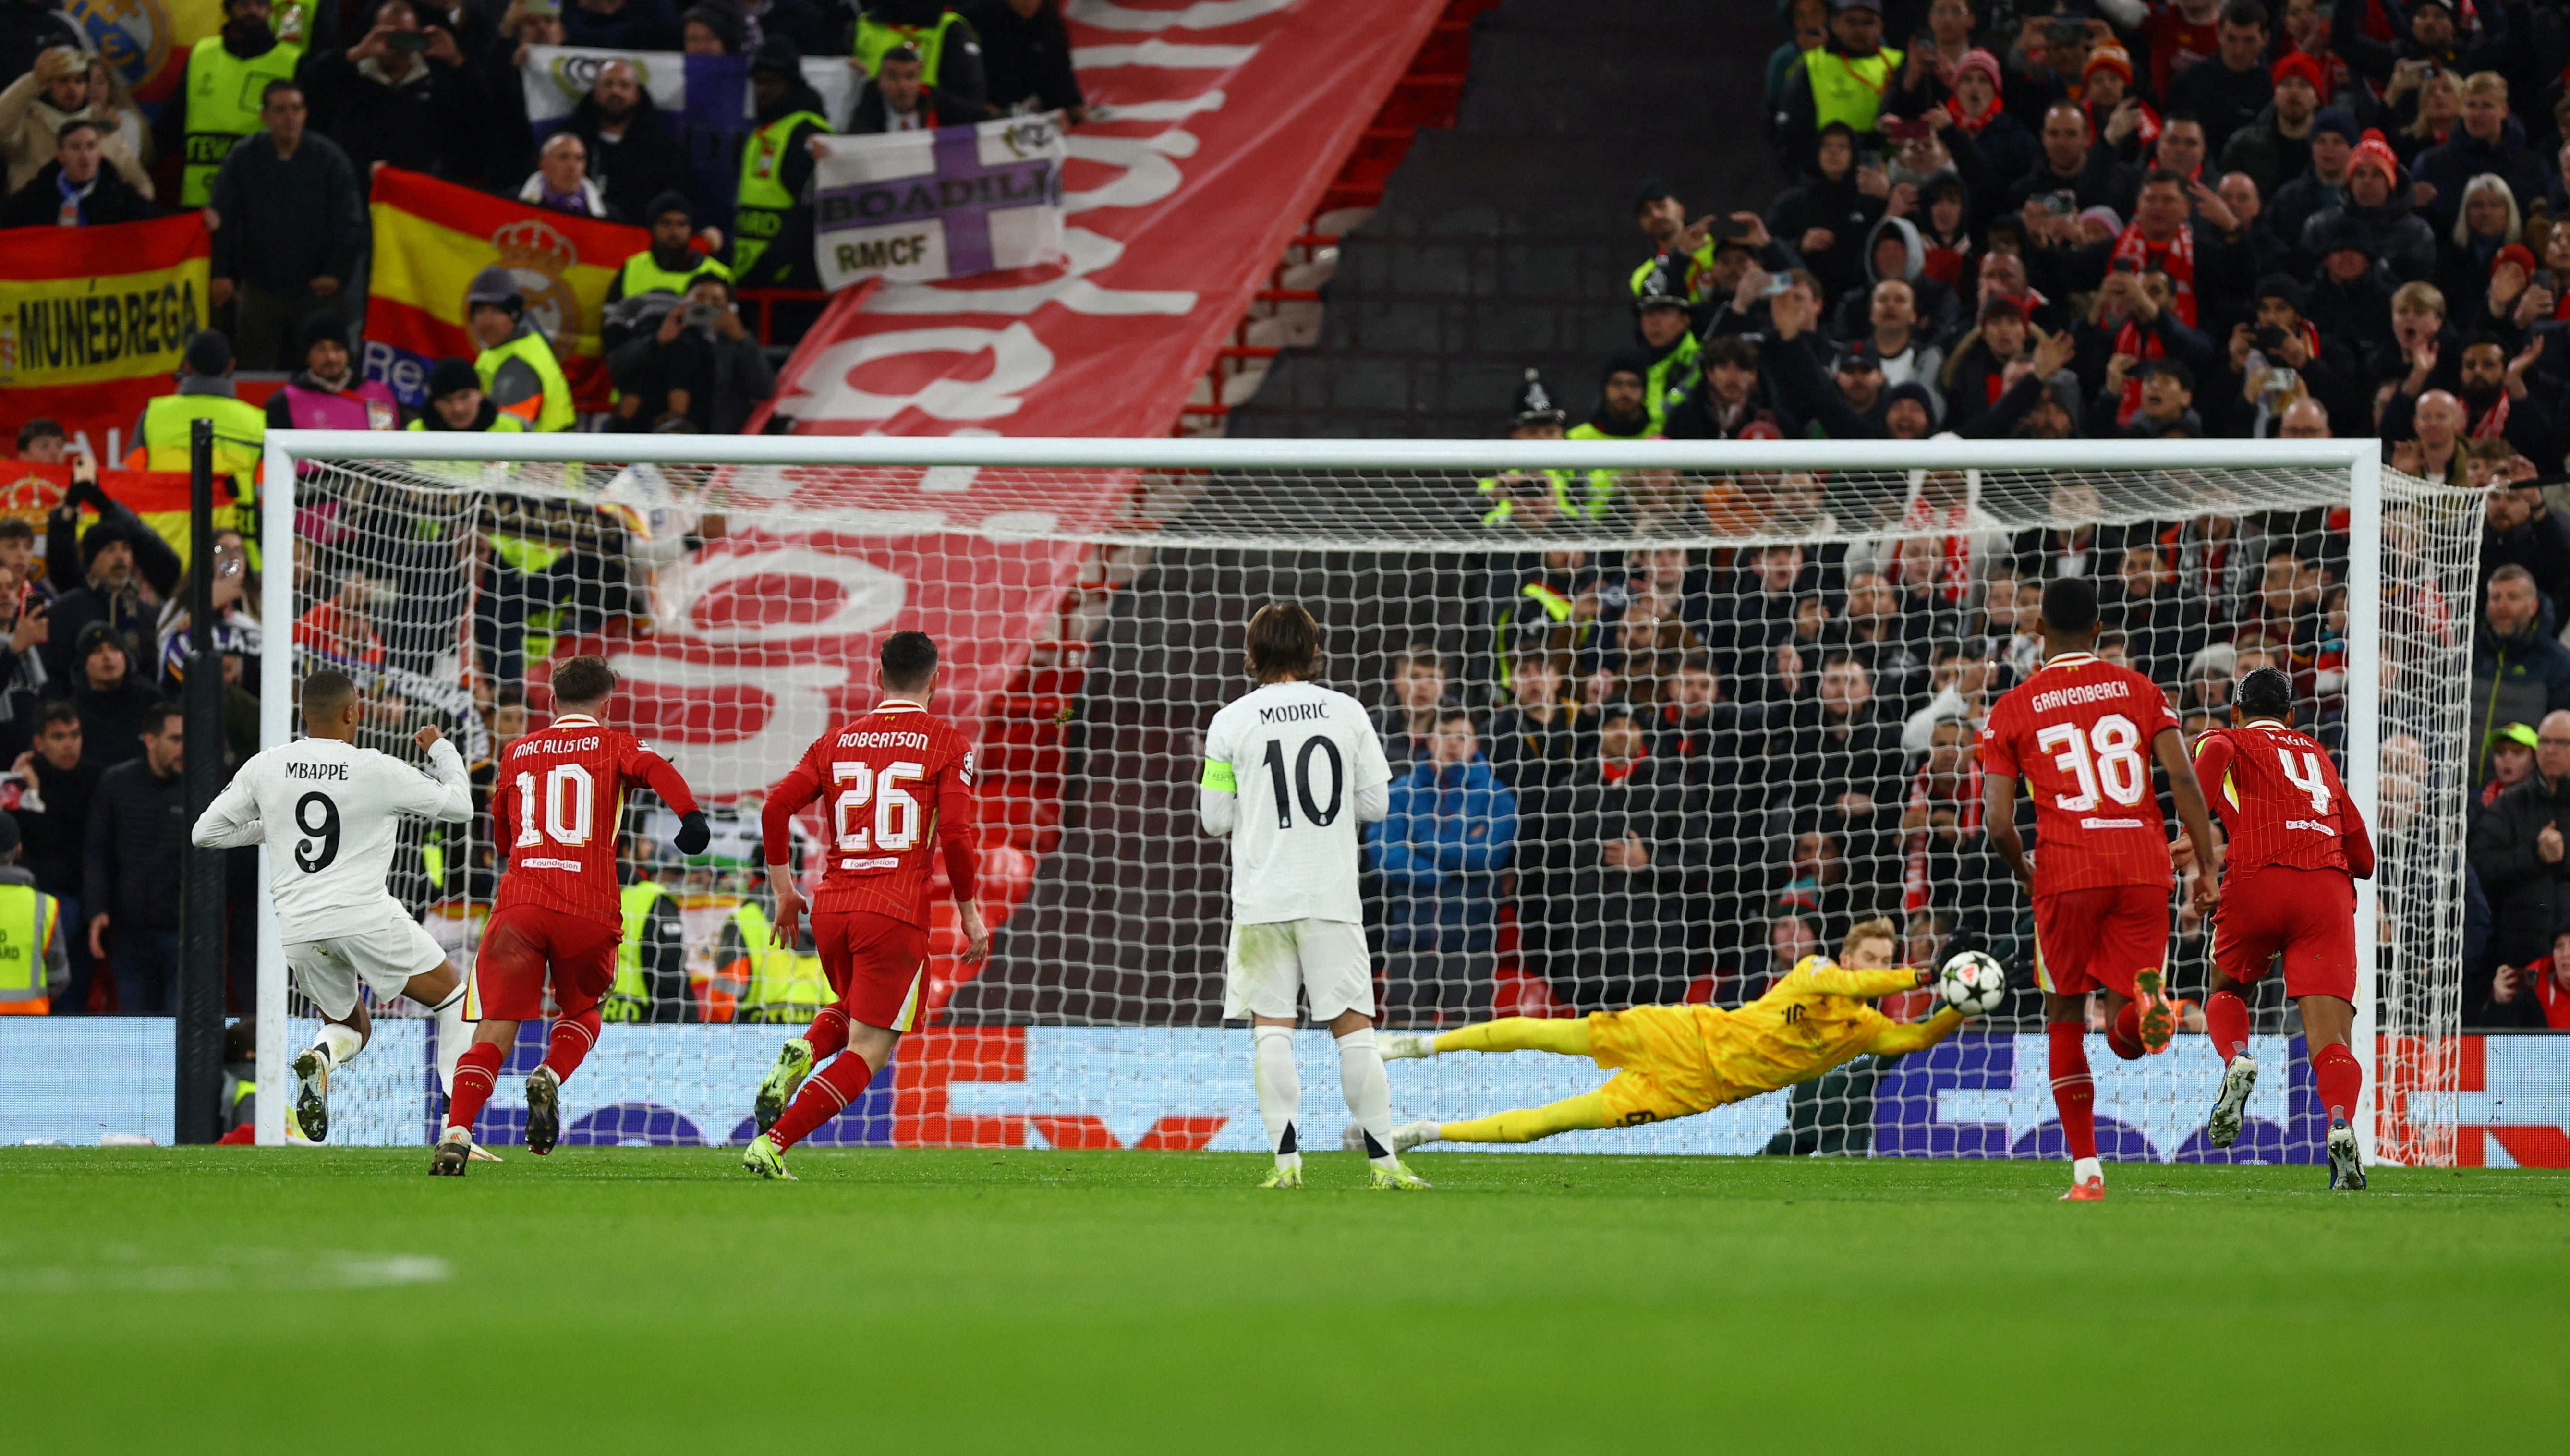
[2192,720,2375,881]
[1200,681,1391,925]
[1979,651,2183,897]
[492,715,702,927]
[192,735,473,941]
[760,700,980,929]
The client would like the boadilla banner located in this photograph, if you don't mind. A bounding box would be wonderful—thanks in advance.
[811,117,1067,291]
[0,212,211,460]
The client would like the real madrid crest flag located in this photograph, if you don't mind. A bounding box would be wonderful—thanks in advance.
[364,166,649,412]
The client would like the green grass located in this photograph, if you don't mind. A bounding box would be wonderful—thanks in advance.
[4,1149,2566,1453]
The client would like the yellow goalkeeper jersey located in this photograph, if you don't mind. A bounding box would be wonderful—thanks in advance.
[1589,956,1956,1125]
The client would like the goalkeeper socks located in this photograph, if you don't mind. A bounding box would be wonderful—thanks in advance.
[2048,1021,2099,1163]
[2310,1040,2363,1124]
[2205,989,2252,1066]
[1433,1016,1593,1059]
[1252,1024,1301,1168]
[446,1041,505,1135]
[541,1009,601,1084]
[428,984,470,1096]
[2106,1003,2145,1062]
[1335,1028,1397,1167]
[314,1021,364,1069]
[1435,1092,1614,1145]
[771,1052,875,1152]
[804,1005,850,1062]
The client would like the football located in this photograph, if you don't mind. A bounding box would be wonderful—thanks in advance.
[1937,950,2009,1017]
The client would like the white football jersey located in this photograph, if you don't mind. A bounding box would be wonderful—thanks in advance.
[1201,681,1391,925]
[193,735,473,941]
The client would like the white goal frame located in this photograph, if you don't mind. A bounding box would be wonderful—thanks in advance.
[253,432,2394,1157]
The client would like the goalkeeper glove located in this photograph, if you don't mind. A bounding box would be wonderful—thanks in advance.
[673,811,711,855]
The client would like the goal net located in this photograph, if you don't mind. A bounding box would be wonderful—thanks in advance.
[252,434,2473,1168]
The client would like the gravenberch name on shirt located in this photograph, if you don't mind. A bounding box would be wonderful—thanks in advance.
[2029,679,2131,715]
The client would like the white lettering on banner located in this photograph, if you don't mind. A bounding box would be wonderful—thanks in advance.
[1072,40,1261,67]
[785,321,1056,421]
[1063,128,1200,211]
[1088,90,1229,122]
[1067,0,1295,31]
[607,658,847,797]
[860,228,1198,316]
[657,546,907,643]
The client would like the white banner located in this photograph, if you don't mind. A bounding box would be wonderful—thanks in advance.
[810,116,1067,290]
[517,45,857,129]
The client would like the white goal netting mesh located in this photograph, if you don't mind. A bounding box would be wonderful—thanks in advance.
[266,449,2474,1166]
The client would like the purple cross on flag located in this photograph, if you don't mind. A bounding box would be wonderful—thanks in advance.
[811,117,1067,290]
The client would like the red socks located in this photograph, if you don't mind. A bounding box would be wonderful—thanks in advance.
[770,1052,876,1152]
[2311,1040,2363,1124]
[2107,1002,2145,1061]
[542,1010,600,1083]
[2206,989,2251,1065]
[803,1005,849,1062]
[2048,1021,2099,1162]
[445,1041,505,1135]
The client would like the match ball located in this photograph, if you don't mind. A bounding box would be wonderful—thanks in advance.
[1937,950,2009,1018]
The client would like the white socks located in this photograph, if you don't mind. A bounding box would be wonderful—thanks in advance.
[1336,1028,1397,1169]
[428,984,470,1096]
[313,1021,364,1070]
[1252,1024,1301,1169]
[2073,1156,2103,1185]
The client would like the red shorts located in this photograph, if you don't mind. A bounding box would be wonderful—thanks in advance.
[2211,864,2358,1003]
[2033,884,2170,1000]
[473,905,620,1021]
[812,909,930,1033]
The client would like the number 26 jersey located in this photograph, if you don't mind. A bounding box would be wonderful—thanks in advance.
[492,714,701,928]
[1979,651,2183,897]
[1201,681,1391,925]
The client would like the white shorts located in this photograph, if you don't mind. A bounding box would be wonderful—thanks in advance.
[285,902,449,1020]
[1224,918,1375,1023]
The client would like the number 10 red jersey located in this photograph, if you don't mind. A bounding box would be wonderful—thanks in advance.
[1979,651,2183,896]
[761,701,980,929]
[491,715,701,927]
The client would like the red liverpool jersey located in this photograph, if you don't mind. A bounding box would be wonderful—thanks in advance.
[762,700,980,929]
[1979,651,2183,896]
[491,715,701,927]
[2194,720,2376,881]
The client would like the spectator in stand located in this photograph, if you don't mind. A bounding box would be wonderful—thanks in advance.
[2413,73,2551,233]
[298,0,488,182]
[2081,44,2159,169]
[2106,541,2210,688]
[408,355,528,432]
[1484,653,1590,796]
[82,701,184,1014]
[1938,47,2037,200]
[62,624,164,769]
[265,313,403,431]
[207,80,364,372]
[2269,105,2358,251]
[1766,0,1831,111]
[0,118,159,228]
[2301,214,2398,362]
[1767,121,1884,305]
[2383,332,2550,464]
[1832,570,1928,712]
[852,0,991,110]
[559,58,692,225]
[2165,3,2276,159]
[2468,704,2570,981]
[961,0,1086,122]
[0,0,83,87]
[604,272,776,433]
[519,132,618,219]
[2007,101,2138,219]
[1774,0,1901,168]
[0,801,66,1014]
[2476,921,2570,1028]
[2470,564,2570,782]
[2084,260,2220,430]
[680,0,740,52]
[2482,471,2570,616]
[483,0,564,189]
[1375,644,1452,777]
[2432,179,2522,329]
[168,0,301,210]
[733,36,830,291]
[464,266,575,431]
[1775,654,1903,899]
[42,488,181,693]
[2480,720,2539,820]
[2303,128,2436,285]
[1517,703,1707,1012]
[564,0,680,50]
[2107,358,2205,437]
[10,702,95,1012]
[847,39,998,131]
[2220,49,2321,199]
[2391,387,2468,482]
[0,47,153,200]
[1368,708,1517,1028]
[0,562,46,750]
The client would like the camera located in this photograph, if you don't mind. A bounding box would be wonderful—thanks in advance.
[2253,325,2288,351]
[684,302,723,330]
[1711,216,1752,242]
[386,29,429,52]
[1884,115,1932,143]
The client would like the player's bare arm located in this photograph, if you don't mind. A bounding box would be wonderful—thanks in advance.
[2154,727,2222,913]
[1982,770,2032,892]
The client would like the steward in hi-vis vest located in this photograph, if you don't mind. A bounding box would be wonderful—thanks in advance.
[851,0,988,106]
[179,0,303,207]
[735,36,832,289]
[463,267,575,431]
[0,814,67,1016]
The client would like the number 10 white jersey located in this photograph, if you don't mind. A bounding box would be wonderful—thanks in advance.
[192,735,473,942]
[1200,681,1391,925]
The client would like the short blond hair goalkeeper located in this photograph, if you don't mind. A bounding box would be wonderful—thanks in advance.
[1362,918,1969,1150]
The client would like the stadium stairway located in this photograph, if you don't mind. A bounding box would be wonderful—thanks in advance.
[1224,0,1785,439]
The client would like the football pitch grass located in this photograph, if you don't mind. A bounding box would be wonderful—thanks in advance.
[7,1149,2567,1454]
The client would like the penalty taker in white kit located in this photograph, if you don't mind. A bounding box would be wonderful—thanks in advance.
[190,669,476,1143]
[1200,602,1426,1190]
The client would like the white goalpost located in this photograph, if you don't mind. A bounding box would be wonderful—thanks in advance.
[248,431,2470,1169]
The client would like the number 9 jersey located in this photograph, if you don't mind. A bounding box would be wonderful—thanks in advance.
[492,714,703,927]
[1978,651,2184,896]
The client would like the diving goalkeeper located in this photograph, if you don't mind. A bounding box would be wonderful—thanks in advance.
[1362,917,1966,1150]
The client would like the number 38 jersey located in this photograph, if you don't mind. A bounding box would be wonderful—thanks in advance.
[1201,681,1391,925]
[492,715,702,928]
[2192,720,2375,881]
[1979,651,2183,897]
[760,701,980,929]
[193,735,473,942]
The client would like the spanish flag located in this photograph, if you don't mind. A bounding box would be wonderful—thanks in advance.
[0,214,212,459]
[0,463,199,584]
[366,167,648,412]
